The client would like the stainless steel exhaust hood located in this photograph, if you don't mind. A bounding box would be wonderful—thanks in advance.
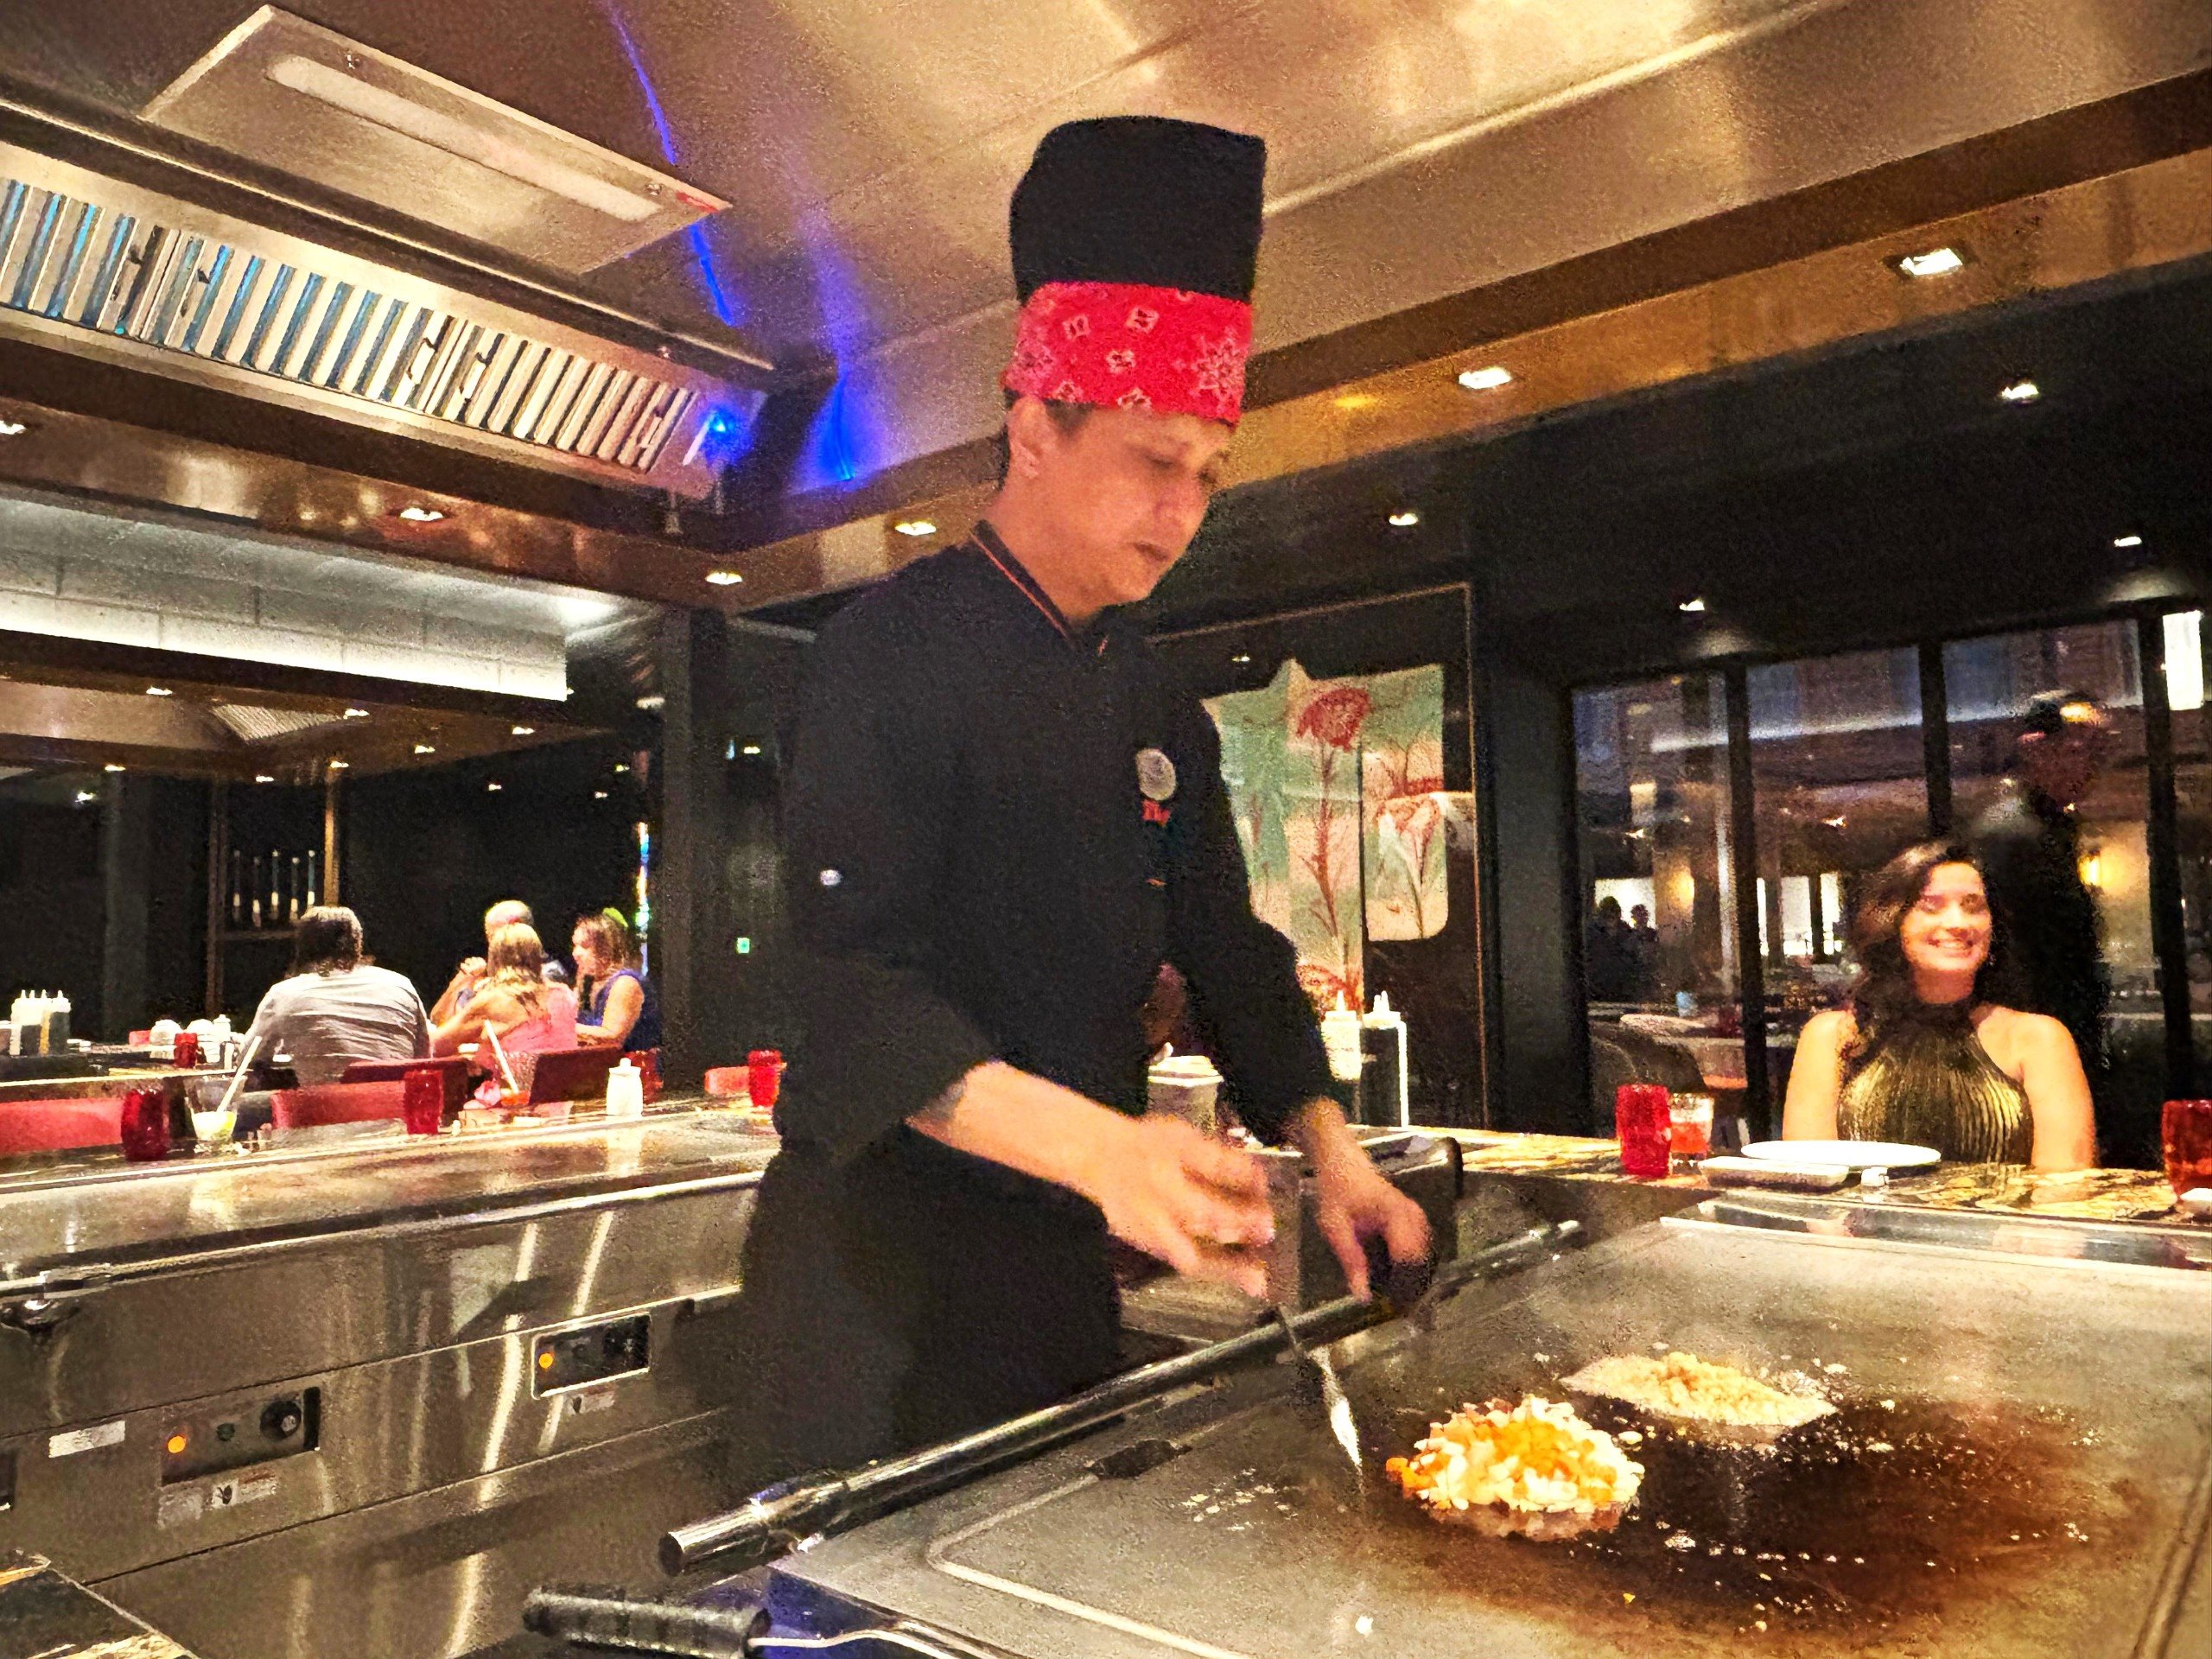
[0,140,760,499]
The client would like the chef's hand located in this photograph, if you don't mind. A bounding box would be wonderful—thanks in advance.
[907,1062,1276,1298]
[1084,1113,1278,1298]
[1294,1098,1432,1301]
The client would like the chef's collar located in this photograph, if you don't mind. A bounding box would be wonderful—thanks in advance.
[971,520,1117,657]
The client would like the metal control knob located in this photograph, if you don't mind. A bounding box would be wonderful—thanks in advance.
[261,1398,302,1440]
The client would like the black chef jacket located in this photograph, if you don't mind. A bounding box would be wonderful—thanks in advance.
[737,523,1331,1475]
[1970,779,2109,1074]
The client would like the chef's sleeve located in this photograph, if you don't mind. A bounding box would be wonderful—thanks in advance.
[779,616,997,1164]
[1166,700,1332,1144]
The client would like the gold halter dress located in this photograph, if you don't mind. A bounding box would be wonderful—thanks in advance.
[1835,1006,2033,1165]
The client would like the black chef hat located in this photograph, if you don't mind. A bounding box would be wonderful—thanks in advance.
[1009,117,1267,305]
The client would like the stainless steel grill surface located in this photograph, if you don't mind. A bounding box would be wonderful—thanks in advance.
[769,1210,2212,1657]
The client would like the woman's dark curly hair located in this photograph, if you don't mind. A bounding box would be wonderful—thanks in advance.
[1842,841,2003,1066]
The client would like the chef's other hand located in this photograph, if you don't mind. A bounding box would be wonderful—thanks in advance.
[1087,1114,1277,1298]
[1297,1098,1432,1301]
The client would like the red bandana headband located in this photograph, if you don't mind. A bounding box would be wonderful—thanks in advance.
[1001,281,1252,426]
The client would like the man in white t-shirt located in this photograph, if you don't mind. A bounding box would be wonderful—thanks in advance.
[245,906,429,1085]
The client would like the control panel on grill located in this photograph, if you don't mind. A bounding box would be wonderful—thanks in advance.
[532,1314,651,1397]
[160,1388,320,1484]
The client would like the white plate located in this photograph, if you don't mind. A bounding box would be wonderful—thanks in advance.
[1743,1139,1941,1171]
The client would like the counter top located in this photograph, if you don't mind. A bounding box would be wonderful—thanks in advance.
[0,1551,199,1657]
[1429,1128,2190,1224]
[0,1099,778,1277]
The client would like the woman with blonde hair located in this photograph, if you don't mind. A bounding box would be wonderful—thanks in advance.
[573,907,662,1052]
[431,923,577,1097]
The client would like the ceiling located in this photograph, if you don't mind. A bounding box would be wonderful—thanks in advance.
[1,0,2204,500]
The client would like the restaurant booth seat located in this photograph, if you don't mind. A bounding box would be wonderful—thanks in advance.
[522,1045,620,1106]
[340,1054,474,1118]
[270,1080,409,1129]
[0,1095,124,1155]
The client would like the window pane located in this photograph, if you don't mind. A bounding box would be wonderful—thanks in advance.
[1946,621,2155,1164]
[1574,674,1736,1135]
[1746,647,1930,1119]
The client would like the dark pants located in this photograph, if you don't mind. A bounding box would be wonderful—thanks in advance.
[734,1130,1121,1481]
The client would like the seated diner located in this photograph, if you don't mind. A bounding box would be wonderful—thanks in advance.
[243,906,430,1086]
[573,908,661,1052]
[1783,842,2097,1170]
[430,923,576,1100]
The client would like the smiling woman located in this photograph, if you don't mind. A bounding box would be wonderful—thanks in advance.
[1782,842,2098,1169]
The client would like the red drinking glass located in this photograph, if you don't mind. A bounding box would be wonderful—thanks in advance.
[401,1066,446,1136]
[1615,1083,1673,1179]
[118,1087,172,1162]
[172,1032,200,1070]
[2162,1099,2212,1200]
[632,1049,663,1103]
[747,1049,784,1109]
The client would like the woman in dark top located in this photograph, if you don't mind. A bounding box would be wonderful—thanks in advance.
[1784,842,2095,1169]
[572,908,660,1052]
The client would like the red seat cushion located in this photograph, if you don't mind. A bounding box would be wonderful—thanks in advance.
[270,1081,409,1128]
[0,1097,126,1155]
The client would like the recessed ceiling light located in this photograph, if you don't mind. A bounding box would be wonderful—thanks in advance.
[593,789,609,799]
[1823,815,1848,828]
[1999,378,2041,404]
[74,790,97,805]
[327,759,350,770]
[413,743,435,755]
[1457,365,1514,391]
[1892,246,1966,279]
[635,694,665,711]
[893,519,937,537]
[1388,511,1420,528]
[254,773,276,784]
[704,569,744,586]
[394,505,447,523]
[0,418,29,437]
[2113,534,2144,549]
[104,763,125,772]
[145,685,173,696]
[1678,598,1708,613]
[486,781,503,791]
[512,724,536,736]
[613,762,630,773]
[1230,653,1253,666]
[741,743,763,756]
[343,707,370,718]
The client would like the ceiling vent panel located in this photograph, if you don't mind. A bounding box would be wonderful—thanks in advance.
[143,7,728,276]
[0,145,757,498]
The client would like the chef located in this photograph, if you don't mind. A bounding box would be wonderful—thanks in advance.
[741,116,1431,1474]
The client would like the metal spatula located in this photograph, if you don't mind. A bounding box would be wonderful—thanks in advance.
[1272,1305,1363,1480]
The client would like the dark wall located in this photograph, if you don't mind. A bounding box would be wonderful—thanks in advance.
[339,738,645,1016]
[0,793,105,1032]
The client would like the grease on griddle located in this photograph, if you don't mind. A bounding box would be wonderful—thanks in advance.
[1350,1392,2121,1644]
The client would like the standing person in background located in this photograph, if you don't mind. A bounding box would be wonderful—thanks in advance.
[1969,691,2113,1092]
[574,909,661,1052]
[1628,903,1661,1001]
[1585,896,1636,1003]
[245,906,428,1084]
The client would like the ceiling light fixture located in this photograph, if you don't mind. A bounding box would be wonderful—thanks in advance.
[741,744,762,756]
[2113,534,2144,550]
[512,724,536,736]
[104,763,125,773]
[704,569,744,587]
[265,54,661,222]
[327,759,349,770]
[1892,246,1966,278]
[254,773,276,784]
[893,519,937,537]
[613,763,630,773]
[1230,653,1253,666]
[1457,365,1514,391]
[635,694,665,712]
[74,790,97,805]
[412,743,435,755]
[343,707,370,718]
[394,505,447,523]
[1678,598,1708,613]
[0,418,29,437]
[1388,511,1420,528]
[145,686,173,696]
[593,789,609,799]
[486,781,504,792]
[1999,378,2041,404]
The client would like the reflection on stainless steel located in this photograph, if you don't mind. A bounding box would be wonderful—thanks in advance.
[0,139,753,498]
[0,1108,779,1659]
[767,1209,2212,1657]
